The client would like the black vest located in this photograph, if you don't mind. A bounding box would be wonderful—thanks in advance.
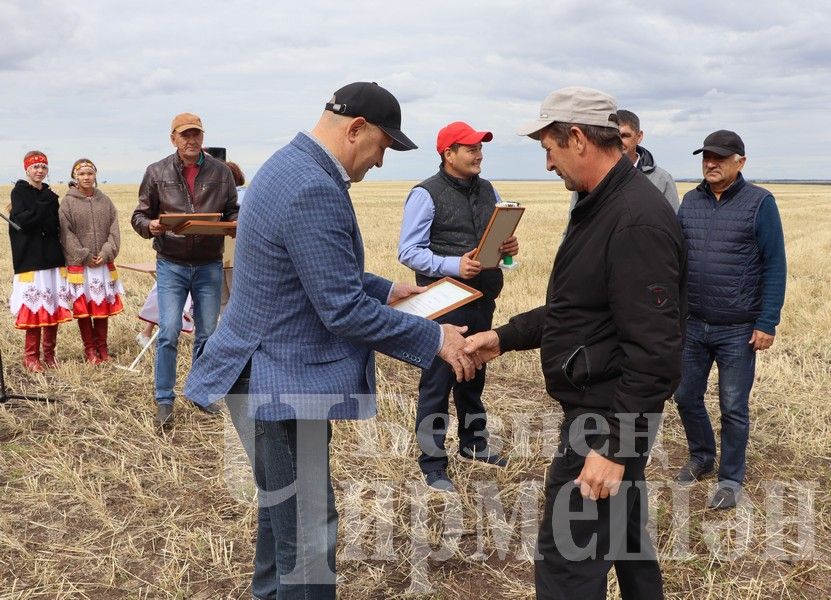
[413,168,503,301]
[679,174,767,324]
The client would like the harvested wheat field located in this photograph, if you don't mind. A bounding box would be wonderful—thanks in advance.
[1,181,829,599]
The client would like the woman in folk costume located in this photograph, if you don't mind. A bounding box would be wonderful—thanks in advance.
[8,150,72,372]
[59,158,124,363]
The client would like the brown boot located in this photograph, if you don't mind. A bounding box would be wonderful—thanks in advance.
[92,318,110,362]
[23,328,44,372]
[41,325,59,368]
[77,318,102,364]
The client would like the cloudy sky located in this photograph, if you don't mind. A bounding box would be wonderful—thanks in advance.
[2,0,829,185]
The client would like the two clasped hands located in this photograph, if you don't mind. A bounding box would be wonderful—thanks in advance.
[387,282,501,382]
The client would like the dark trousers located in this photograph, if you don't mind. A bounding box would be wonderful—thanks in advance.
[535,420,664,600]
[415,298,495,474]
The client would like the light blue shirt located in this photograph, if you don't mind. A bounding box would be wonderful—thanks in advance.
[398,185,502,278]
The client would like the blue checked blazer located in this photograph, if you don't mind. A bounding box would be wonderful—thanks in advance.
[184,133,442,421]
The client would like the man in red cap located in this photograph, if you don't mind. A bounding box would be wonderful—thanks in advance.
[398,121,519,491]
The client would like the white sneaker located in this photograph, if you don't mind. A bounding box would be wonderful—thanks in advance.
[136,332,152,348]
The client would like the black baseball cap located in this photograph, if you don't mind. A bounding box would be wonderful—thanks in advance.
[325,82,417,151]
[693,130,745,157]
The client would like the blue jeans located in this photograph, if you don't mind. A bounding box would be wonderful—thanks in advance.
[252,418,337,600]
[154,258,222,405]
[674,319,756,486]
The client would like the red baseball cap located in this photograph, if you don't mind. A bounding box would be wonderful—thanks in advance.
[436,121,493,155]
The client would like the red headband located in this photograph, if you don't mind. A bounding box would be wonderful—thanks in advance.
[24,154,48,170]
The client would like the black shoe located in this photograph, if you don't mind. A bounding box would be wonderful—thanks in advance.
[458,446,509,468]
[674,460,714,484]
[709,485,741,509]
[424,469,456,493]
[155,404,174,428]
[192,400,222,415]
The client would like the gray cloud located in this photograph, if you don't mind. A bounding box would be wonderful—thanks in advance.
[0,2,77,70]
[1,0,829,183]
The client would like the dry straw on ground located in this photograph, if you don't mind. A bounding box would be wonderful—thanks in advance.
[0,181,829,599]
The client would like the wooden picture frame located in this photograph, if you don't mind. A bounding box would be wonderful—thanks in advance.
[472,205,525,269]
[159,212,222,227]
[390,276,482,320]
[173,220,237,236]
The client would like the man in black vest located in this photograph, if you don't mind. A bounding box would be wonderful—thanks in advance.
[397,121,518,491]
[674,130,786,509]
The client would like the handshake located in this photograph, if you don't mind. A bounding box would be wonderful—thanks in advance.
[438,325,501,382]
[387,281,502,382]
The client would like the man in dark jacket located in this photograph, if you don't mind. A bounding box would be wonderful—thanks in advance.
[131,113,238,427]
[616,109,679,211]
[465,86,686,600]
[674,130,786,510]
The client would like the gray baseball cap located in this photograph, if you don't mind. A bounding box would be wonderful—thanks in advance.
[517,86,619,140]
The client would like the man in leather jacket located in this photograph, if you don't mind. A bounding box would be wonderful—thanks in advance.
[131,112,238,427]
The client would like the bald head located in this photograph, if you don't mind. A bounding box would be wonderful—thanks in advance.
[310,111,393,183]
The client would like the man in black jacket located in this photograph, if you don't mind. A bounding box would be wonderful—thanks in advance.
[465,87,687,600]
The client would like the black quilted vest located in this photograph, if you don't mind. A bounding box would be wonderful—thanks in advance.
[413,168,503,301]
[678,174,768,324]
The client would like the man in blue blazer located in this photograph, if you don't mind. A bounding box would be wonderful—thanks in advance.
[185,82,476,600]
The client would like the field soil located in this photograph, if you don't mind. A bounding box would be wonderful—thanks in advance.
[1,181,829,599]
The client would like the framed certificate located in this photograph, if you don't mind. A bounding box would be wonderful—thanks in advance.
[472,204,525,269]
[173,220,237,235]
[159,212,222,227]
[390,277,482,320]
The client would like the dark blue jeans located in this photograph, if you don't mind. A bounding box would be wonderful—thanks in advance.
[674,319,756,487]
[252,417,337,600]
[415,298,495,475]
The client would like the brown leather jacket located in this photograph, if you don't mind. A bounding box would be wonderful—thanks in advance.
[131,152,239,264]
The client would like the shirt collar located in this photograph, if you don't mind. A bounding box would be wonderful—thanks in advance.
[175,151,204,168]
[302,131,351,189]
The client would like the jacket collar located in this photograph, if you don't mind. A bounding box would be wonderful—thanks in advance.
[15,179,52,194]
[172,150,205,171]
[571,155,635,223]
[437,165,480,196]
[66,185,103,200]
[696,172,747,203]
[635,145,656,173]
[292,132,351,192]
